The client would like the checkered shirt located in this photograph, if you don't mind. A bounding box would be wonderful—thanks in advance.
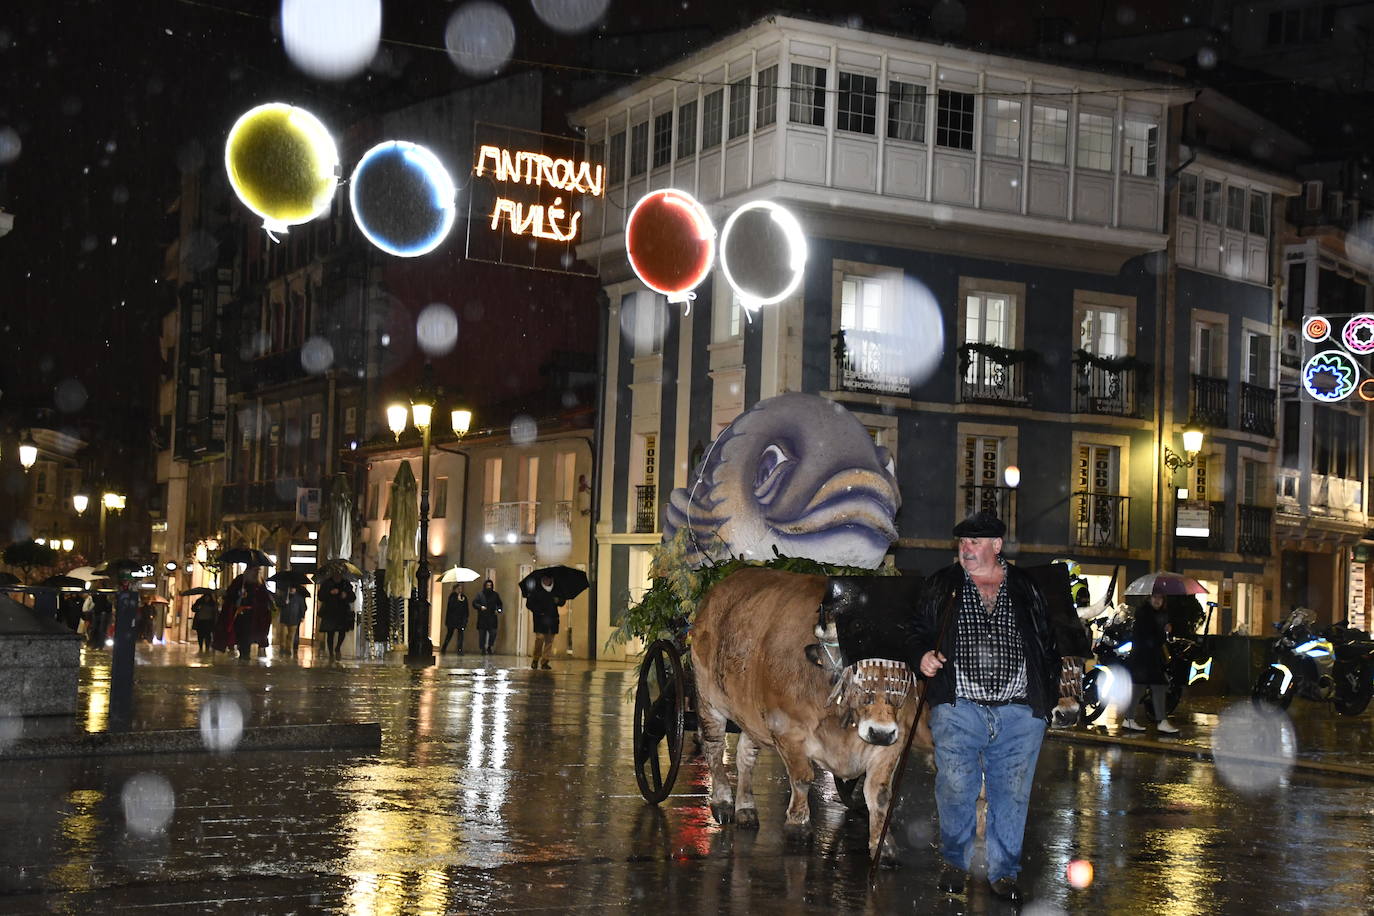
[952,560,1028,704]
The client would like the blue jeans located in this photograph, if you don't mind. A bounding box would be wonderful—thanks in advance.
[929,698,1047,883]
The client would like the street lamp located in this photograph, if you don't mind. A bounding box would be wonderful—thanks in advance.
[99,490,126,561]
[1163,423,1206,568]
[18,439,37,471]
[388,366,471,665]
[73,493,89,515]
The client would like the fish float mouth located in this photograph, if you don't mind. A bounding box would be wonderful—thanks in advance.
[767,469,899,542]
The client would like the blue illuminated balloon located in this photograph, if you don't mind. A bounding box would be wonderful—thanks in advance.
[348,140,457,257]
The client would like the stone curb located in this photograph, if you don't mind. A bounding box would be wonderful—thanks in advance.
[0,722,382,760]
[1047,727,1374,781]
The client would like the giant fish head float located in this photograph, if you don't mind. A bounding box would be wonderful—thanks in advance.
[664,392,901,568]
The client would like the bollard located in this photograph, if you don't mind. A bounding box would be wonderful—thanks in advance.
[109,584,138,732]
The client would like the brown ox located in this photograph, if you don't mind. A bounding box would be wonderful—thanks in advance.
[691,568,931,863]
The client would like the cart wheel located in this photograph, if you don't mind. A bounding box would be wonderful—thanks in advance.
[634,639,686,804]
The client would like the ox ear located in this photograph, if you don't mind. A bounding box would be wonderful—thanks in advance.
[804,643,826,668]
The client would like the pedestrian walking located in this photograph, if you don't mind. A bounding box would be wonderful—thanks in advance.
[526,574,565,669]
[1122,593,1178,734]
[191,593,217,652]
[908,510,1063,906]
[279,584,308,658]
[214,564,273,660]
[318,578,356,659]
[441,584,469,653]
[473,579,503,655]
[88,592,112,648]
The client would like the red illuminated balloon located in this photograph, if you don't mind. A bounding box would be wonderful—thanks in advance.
[625,189,715,303]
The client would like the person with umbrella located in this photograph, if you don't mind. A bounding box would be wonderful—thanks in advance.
[1122,591,1179,735]
[317,575,356,660]
[280,583,309,659]
[472,579,503,656]
[441,583,469,654]
[526,574,565,670]
[189,589,218,653]
[215,561,273,661]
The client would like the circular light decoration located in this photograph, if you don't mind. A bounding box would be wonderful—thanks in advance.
[349,140,457,257]
[718,200,807,310]
[225,102,338,237]
[626,189,716,305]
[1302,349,1359,402]
[1302,315,1330,343]
[1342,313,1374,354]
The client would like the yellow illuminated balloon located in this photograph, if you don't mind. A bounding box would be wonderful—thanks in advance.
[225,102,339,236]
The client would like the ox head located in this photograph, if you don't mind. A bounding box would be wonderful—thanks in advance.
[828,658,914,746]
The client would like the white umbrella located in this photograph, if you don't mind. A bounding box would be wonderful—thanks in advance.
[66,566,103,581]
[440,566,481,584]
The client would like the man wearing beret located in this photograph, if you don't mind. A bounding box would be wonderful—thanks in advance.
[907,510,1061,905]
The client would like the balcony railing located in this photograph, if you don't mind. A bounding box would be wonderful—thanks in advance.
[1238,504,1273,556]
[1072,352,1147,418]
[832,329,912,397]
[1177,500,1225,551]
[959,345,1032,406]
[1190,374,1229,429]
[482,500,538,544]
[959,483,1016,530]
[1239,383,1276,437]
[1071,492,1130,549]
[634,485,657,534]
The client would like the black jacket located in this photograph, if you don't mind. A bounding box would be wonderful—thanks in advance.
[473,588,503,629]
[907,562,1062,721]
[446,592,469,629]
[526,587,565,634]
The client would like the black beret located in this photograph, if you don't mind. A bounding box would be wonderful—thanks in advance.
[953,510,1006,539]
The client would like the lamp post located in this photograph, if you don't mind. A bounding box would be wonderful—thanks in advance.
[1163,423,1206,570]
[388,366,472,666]
[98,490,126,561]
[18,438,38,471]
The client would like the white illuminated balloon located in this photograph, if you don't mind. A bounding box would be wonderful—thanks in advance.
[349,140,457,257]
[718,200,807,309]
[281,0,382,80]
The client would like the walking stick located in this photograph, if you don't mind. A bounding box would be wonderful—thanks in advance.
[868,588,957,882]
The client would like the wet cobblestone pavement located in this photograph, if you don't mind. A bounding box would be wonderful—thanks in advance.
[1,643,1373,914]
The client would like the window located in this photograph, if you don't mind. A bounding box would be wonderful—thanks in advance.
[652,112,672,168]
[841,275,887,332]
[1179,173,1198,218]
[676,100,697,159]
[1249,191,1268,236]
[728,76,750,139]
[755,65,778,128]
[1202,179,1221,223]
[1079,304,1126,357]
[887,80,926,142]
[1075,112,1112,171]
[789,63,826,126]
[518,455,539,535]
[1226,186,1246,231]
[1246,332,1271,385]
[1305,180,1323,210]
[837,71,877,134]
[965,289,1015,348]
[835,267,912,397]
[1242,459,1261,506]
[1195,319,1225,377]
[483,457,503,505]
[628,290,665,357]
[982,98,1021,158]
[608,130,625,185]
[367,484,381,520]
[962,435,1012,521]
[629,121,648,177]
[714,293,744,342]
[1030,105,1068,165]
[936,89,975,150]
[702,89,724,149]
[1121,119,1157,177]
[433,476,448,519]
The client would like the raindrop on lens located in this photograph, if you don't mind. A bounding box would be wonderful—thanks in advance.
[530,0,609,34]
[300,336,334,374]
[535,518,573,563]
[510,413,537,446]
[1197,46,1217,69]
[54,378,89,413]
[122,772,175,837]
[281,0,381,80]
[416,303,459,356]
[0,703,23,752]
[445,2,516,77]
[1212,701,1295,794]
[200,695,245,753]
[0,126,22,164]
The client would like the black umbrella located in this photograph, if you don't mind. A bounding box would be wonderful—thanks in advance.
[0,571,20,588]
[92,558,142,578]
[217,547,271,567]
[519,565,590,601]
[40,574,88,590]
[268,569,311,587]
[180,586,217,597]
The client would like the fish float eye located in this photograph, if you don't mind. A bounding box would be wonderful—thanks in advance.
[753,443,793,500]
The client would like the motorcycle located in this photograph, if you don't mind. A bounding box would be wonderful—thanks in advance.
[1252,609,1374,716]
[1080,603,1215,724]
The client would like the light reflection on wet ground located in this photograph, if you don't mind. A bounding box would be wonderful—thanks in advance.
[0,645,1371,913]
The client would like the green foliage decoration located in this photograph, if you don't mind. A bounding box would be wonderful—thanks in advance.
[606,528,897,654]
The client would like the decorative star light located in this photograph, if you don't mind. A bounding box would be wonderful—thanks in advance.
[1302,349,1359,402]
[1342,314,1374,354]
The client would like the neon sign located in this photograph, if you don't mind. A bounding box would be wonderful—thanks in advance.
[1298,314,1374,401]
[475,144,603,243]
